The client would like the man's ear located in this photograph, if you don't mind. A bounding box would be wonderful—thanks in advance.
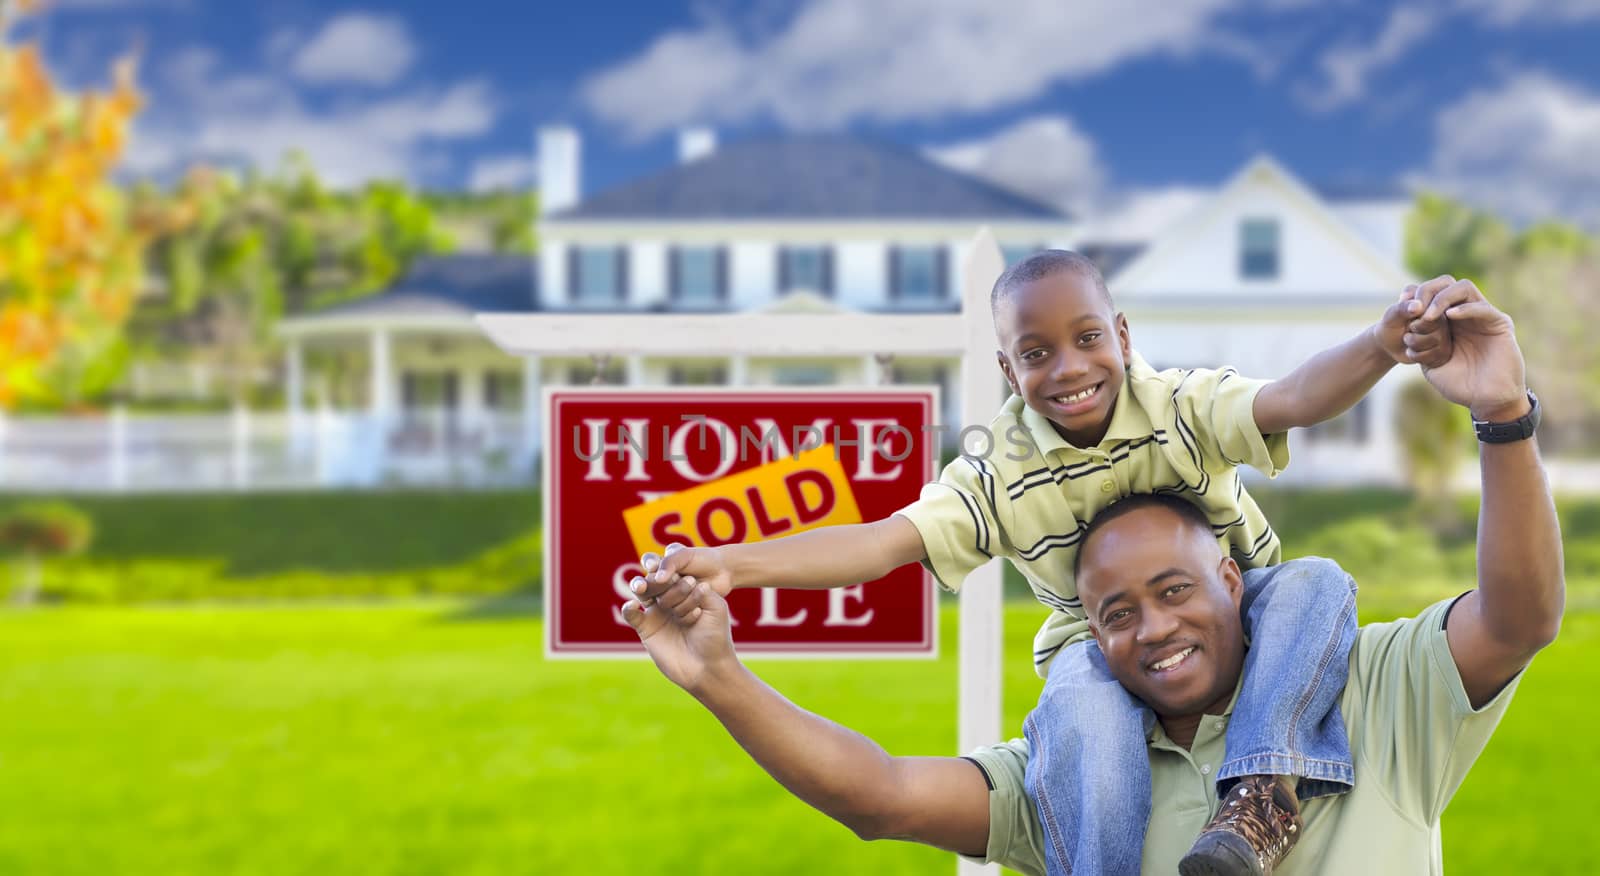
[996,350,1020,396]
[1115,312,1133,361]
[1218,556,1244,610]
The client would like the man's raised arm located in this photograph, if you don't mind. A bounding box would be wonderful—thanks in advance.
[620,575,991,856]
[1406,281,1564,707]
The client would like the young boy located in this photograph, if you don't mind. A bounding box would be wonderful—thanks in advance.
[630,250,1456,876]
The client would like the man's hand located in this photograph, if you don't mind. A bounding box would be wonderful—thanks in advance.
[1377,276,1454,368]
[630,542,734,603]
[1407,279,1527,419]
[621,574,736,694]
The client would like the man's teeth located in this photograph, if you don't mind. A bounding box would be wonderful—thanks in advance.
[1151,647,1195,671]
[1055,385,1098,404]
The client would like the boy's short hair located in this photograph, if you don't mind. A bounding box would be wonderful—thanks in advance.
[991,249,1114,315]
[1073,493,1216,579]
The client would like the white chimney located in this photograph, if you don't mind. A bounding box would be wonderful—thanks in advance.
[678,127,716,164]
[538,126,581,215]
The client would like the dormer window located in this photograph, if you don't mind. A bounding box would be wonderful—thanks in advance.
[1240,218,1280,280]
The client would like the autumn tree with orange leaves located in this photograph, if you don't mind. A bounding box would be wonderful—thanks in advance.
[0,0,170,407]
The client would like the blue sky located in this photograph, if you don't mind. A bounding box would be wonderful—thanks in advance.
[24,0,1600,230]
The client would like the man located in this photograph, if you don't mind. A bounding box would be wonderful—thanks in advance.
[621,280,1563,875]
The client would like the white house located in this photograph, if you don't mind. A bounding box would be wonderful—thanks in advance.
[270,127,1418,487]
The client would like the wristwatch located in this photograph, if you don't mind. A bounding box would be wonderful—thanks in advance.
[1473,389,1540,444]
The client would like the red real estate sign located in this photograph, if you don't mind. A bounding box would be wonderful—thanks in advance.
[545,389,938,657]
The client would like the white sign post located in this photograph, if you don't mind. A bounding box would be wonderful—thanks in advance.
[478,229,1007,875]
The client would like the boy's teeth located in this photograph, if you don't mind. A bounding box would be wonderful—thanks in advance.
[1056,385,1097,404]
[1152,647,1194,671]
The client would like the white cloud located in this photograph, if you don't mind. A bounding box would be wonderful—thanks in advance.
[926,115,1106,214]
[290,13,417,86]
[125,37,495,188]
[1458,0,1600,26]
[1412,72,1600,228]
[1295,6,1435,112]
[469,154,537,192]
[581,0,1244,140]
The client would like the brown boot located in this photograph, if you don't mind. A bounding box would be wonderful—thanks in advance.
[1178,774,1302,876]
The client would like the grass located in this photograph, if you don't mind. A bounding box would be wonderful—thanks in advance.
[2,598,1597,875]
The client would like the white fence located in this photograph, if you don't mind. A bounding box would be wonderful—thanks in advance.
[0,406,533,492]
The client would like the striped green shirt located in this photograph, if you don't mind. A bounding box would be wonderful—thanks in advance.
[896,351,1289,677]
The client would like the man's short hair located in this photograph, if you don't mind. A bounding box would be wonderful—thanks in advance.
[1074,493,1216,579]
[991,249,1114,315]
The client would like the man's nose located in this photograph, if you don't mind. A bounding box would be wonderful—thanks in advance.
[1136,605,1180,645]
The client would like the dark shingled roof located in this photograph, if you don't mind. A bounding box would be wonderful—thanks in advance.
[312,254,537,318]
[553,137,1068,221]
[1312,179,1412,202]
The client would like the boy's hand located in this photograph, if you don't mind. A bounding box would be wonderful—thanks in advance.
[1377,276,1454,368]
[630,542,735,604]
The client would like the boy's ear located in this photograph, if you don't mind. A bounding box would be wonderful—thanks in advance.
[1115,312,1132,360]
[995,350,1020,396]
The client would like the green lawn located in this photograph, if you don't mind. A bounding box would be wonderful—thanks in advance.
[2,599,1596,875]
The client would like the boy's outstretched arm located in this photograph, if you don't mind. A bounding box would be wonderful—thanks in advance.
[621,578,992,854]
[631,515,927,601]
[1252,274,1459,435]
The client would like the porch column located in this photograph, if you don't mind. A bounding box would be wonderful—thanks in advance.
[522,354,542,472]
[728,355,747,386]
[286,338,306,454]
[625,354,644,387]
[369,328,393,418]
[369,328,393,482]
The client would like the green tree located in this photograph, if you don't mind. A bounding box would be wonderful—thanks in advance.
[1407,193,1600,453]
[130,160,454,400]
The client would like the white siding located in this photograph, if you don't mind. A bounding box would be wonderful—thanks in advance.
[541,239,569,308]
[836,242,885,309]
[1329,202,1409,266]
[730,242,777,309]
[630,241,668,308]
[1121,183,1398,298]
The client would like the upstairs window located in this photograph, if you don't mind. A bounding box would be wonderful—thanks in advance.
[778,246,833,296]
[571,246,626,303]
[1240,219,1280,281]
[890,246,948,300]
[671,246,726,303]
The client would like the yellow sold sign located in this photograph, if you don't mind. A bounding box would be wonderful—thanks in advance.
[623,445,863,556]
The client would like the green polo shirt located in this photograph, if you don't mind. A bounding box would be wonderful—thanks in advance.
[896,351,1289,676]
[963,598,1524,875]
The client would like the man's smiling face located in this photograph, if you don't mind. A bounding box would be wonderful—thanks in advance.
[1076,501,1247,722]
[993,269,1132,448]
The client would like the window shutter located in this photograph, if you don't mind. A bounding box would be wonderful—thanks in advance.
[668,246,681,301]
[935,246,949,299]
[887,245,901,301]
[716,247,729,302]
[777,246,790,293]
[566,247,580,298]
[615,246,629,302]
[821,247,834,297]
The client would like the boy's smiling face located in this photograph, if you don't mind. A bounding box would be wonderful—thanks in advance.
[994,269,1132,447]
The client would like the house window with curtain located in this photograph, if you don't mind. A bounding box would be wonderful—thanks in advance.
[1002,243,1045,266]
[570,245,627,303]
[482,371,524,412]
[670,246,726,304]
[1239,219,1280,280]
[778,246,832,296]
[667,362,729,385]
[890,246,947,300]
